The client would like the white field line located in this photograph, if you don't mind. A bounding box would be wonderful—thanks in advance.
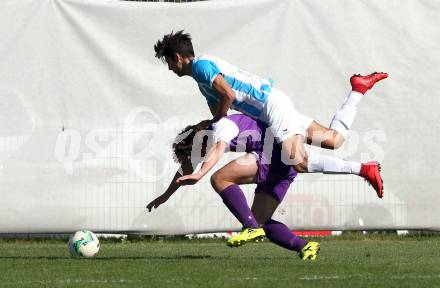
[299,274,440,281]
[8,274,440,284]
[10,279,142,284]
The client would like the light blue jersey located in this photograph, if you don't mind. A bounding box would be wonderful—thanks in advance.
[192,55,273,118]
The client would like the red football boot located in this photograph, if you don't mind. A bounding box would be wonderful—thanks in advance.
[359,161,384,198]
[350,72,388,94]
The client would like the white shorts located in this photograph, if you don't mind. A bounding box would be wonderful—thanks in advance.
[260,88,313,143]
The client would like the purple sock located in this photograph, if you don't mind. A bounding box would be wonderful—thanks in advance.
[219,185,259,228]
[263,219,307,252]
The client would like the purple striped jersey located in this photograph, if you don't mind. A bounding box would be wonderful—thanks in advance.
[210,114,270,153]
[209,113,298,181]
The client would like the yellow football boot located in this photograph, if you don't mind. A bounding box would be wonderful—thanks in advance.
[226,228,266,247]
[299,241,320,260]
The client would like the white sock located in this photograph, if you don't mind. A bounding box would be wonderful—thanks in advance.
[307,152,361,175]
[329,91,363,138]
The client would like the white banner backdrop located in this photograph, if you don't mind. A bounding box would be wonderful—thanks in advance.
[1,0,439,233]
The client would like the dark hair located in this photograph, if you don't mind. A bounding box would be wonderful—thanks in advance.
[173,125,211,165]
[172,126,197,164]
[154,30,194,62]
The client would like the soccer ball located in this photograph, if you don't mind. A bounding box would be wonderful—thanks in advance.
[68,230,100,257]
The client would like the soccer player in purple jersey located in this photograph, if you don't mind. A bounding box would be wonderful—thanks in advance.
[153,30,386,198]
[147,114,383,260]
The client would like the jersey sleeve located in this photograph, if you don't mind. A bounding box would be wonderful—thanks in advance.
[192,60,221,87]
[211,118,239,145]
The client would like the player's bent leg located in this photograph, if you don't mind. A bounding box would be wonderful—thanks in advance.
[218,188,266,247]
[209,154,265,247]
[262,218,320,260]
[224,193,273,247]
[306,120,345,150]
[328,72,388,141]
[280,135,308,173]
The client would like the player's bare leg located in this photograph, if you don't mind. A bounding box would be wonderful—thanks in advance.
[280,134,309,173]
[305,72,388,150]
[306,121,345,149]
[210,153,257,193]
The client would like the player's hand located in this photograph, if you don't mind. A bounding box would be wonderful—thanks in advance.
[146,194,169,212]
[175,173,202,185]
[194,119,212,131]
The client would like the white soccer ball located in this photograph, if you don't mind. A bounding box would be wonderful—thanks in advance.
[68,230,100,257]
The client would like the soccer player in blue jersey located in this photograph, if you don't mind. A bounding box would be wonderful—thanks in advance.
[147,114,383,260]
[154,30,387,244]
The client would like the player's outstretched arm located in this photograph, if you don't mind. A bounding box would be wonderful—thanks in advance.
[176,141,227,186]
[146,161,194,212]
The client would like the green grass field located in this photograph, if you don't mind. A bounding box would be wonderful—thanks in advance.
[1,234,440,288]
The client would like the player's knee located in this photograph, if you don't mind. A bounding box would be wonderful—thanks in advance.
[331,131,345,149]
[293,162,308,173]
[333,135,345,149]
[293,157,308,173]
[210,172,224,193]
